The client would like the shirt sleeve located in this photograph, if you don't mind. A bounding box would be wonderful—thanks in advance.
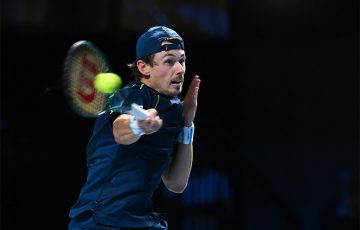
[107,84,146,116]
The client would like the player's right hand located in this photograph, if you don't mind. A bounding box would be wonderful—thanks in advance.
[138,109,163,135]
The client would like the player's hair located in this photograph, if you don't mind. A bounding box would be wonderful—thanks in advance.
[127,54,155,81]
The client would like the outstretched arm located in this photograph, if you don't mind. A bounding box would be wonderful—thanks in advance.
[162,75,201,193]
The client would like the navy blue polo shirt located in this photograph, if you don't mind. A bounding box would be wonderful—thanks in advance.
[69,82,184,228]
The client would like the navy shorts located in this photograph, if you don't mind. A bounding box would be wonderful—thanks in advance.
[68,211,168,230]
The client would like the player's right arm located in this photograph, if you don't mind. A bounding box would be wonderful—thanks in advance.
[112,109,162,145]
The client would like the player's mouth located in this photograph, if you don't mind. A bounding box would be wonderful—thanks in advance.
[170,78,183,86]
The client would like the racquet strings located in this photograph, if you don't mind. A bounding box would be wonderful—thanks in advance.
[64,43,109,117]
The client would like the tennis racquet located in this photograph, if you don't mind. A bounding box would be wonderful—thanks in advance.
[62,40,149,120]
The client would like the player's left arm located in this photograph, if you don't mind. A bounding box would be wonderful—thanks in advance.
[162,75,201,193]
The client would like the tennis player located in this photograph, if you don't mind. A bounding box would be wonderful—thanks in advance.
[68,26,201,230]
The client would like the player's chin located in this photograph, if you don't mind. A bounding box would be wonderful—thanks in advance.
[168,85,182,96]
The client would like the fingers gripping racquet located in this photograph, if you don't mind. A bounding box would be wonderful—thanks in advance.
[62,40,149,120]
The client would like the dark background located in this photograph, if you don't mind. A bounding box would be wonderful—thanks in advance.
[1,0,359,230]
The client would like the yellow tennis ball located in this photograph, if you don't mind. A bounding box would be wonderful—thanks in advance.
[94,72,122,93]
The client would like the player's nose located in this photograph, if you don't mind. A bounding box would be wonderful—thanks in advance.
[175,61,185,74]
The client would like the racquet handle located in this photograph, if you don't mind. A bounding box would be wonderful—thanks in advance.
[129,104,150,120]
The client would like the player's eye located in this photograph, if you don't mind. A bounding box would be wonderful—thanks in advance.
[164,58,176,66]
[179,57,186,65]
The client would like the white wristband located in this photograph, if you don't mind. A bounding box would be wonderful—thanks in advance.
[129,116,144,137]
[177,123,195,144]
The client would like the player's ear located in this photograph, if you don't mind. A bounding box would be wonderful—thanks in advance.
[137,60,150,76]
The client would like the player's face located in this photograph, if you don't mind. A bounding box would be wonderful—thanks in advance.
[146,49,186,96]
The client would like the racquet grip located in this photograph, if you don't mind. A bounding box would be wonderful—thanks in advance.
[130,104,149,120]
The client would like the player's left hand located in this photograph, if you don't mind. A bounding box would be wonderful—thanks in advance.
[182,75,201,127]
